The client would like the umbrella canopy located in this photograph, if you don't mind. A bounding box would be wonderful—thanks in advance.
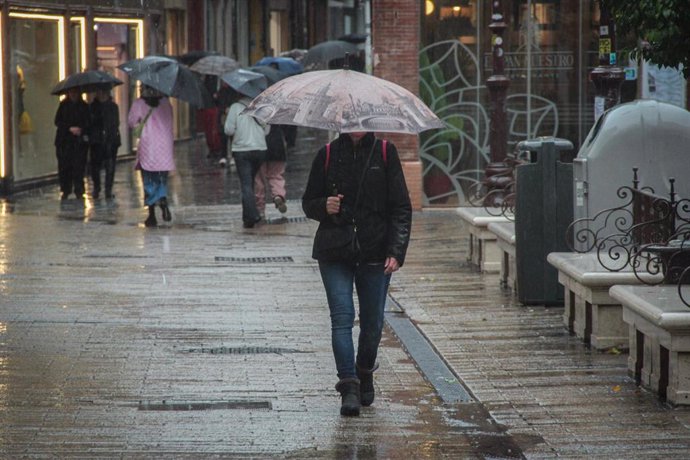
[302,40,360,71]
[248,65,288,86]
[255,56,303,75]
[51,70,122,95]
[176,50,219,66]
[190,55,240,76]
[220,68,267,99]
[242,69,445,134]
[118,56,212,107]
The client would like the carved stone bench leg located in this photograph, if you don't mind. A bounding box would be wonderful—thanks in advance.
[573,297,590,343]
[667,348,690,405]
[590,303,628,350]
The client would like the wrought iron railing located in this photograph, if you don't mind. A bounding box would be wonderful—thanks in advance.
[467,149,529,221]
[565,168,690,307]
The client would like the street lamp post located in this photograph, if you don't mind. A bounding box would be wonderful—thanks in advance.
[590,0,624,120]
[482,0,511,206]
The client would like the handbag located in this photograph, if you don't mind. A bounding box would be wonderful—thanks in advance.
[313,141,377,262]
[132,107,154,138]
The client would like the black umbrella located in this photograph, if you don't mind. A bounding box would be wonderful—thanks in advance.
[338,33,368,44]
[176,50,220,66]
[118,56,213,107]
[51,70,123,95]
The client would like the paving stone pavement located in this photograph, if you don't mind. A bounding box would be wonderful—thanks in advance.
[2,133,690,458]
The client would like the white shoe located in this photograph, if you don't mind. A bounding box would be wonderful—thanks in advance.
[273,196,287,213]
[218,157,228,167]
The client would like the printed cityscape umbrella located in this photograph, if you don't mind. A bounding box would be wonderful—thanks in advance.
[255,56,303,75]
[242,68,445,134]
[190,55,240,76]
[51,70,123,95]
[302,40,360,71]
[118,55,212,107]
[220,68,267,99]
[248,65,288,86]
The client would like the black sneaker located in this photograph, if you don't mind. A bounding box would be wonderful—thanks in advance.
[159,198,172,222]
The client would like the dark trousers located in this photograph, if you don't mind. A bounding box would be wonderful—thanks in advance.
[233,149,266,224]
[90,143,118,196]
[56,143,88,197]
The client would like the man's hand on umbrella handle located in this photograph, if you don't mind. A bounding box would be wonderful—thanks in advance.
[384,257,400,274]
[326,194,344,215]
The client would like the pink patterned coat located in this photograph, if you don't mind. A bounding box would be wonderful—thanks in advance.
[128,97,175,172]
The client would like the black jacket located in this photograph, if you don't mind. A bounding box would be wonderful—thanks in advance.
[54,98,90,147]
[302,132,412,265]
[89,97,121,147]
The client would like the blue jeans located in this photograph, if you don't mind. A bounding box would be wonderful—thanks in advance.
[318,260,391,380]
[233,150,266,224]
[141,170,169,206]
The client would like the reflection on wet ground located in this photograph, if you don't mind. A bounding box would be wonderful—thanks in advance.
[2,130,690,457]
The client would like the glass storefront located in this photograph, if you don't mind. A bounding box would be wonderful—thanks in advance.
[94,19,144,156]
[5,13,144,186]
[9,14,64,181]
[420,0,602,206]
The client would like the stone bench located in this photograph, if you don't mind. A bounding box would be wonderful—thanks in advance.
[488,221,516,290]
[547,252,661,350]
[456,207,511,273]
[609,285,690,406]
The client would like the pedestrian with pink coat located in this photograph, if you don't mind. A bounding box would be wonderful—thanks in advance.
[128,86,174,227]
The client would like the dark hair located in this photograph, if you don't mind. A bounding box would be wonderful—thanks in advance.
[143,96,161,107]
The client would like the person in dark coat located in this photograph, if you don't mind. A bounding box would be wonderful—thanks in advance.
[54,87,90,200]
[302,132,412,417]
[89,88,121,200]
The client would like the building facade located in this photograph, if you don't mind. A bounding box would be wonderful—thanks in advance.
[419,0,687,206]
[0,0,178,194]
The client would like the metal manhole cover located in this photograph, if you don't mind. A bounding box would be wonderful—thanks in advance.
[138,400,272,411]
[184,346,307,354]
[215,256,294,263]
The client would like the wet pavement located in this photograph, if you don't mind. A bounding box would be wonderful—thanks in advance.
[2,131,690,458]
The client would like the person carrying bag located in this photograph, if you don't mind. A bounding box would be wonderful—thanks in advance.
[302,131,412,417]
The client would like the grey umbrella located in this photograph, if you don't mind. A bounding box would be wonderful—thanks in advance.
[302,40,360,71]
[118,55,212,107]
[220,68,268,98]
[51,70,123,95]
[190,55,240,76]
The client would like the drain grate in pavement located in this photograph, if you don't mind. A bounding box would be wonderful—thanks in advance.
[385,312,473,404]
[138,400,272,411]
[215,256,294,263]
[265,216,308,225]
[184,346,307,354]
[84,254,153,259]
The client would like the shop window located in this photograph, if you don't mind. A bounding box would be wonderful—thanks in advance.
[9,14,65,181]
